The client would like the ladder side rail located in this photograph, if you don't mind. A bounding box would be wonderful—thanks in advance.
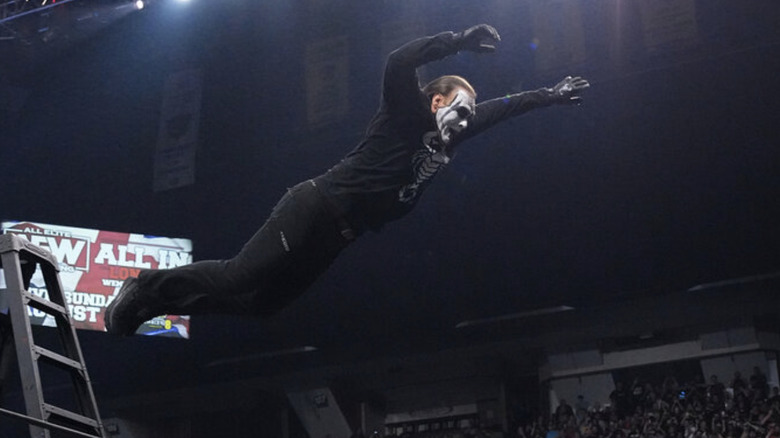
[0,251,50,438]
[38,251,107,437]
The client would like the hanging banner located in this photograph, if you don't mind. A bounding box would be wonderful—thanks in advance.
[638,0,699,53]
[529,0,588,75]
[153,69,203,192]
[380,20,425,59]
[0,220,192,339]
[380,20,428,83]
[305,36,350,127]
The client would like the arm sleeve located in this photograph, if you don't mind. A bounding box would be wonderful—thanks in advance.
[382,31,462,112]
[451,87,558,145]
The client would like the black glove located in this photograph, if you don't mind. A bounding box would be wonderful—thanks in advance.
[551,76,590,105]
[455,24,501,53]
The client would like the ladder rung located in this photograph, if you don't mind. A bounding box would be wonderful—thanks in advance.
[23,290,69,316]
[33,345,85,373]
[43,403,99,429]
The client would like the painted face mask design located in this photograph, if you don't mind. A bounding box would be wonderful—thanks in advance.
[435,89,475,144]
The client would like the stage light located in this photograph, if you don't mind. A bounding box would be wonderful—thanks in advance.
[135,0,144,9]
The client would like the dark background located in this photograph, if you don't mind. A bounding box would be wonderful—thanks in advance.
[1,0,779,419]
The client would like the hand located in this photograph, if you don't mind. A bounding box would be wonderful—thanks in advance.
[456,24,501,53]
[552,76,590,105]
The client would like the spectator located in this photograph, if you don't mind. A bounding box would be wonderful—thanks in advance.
[630,378,645,412]
[664,376,681,399]
[731,372,747,393]
[575,395,590,419]
[611,382,631,418]
[769,387,780,405]
[515,369,780,438]
[750,367,768,399]
[555,399,575,424]
[709,375,726,401]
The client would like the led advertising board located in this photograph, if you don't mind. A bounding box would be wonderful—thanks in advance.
[1,221,192,338]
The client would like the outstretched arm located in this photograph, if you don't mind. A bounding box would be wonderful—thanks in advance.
[452,76,590,146]
[382,24,501,111]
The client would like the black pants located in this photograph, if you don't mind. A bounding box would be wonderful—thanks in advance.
[136,180,354,316]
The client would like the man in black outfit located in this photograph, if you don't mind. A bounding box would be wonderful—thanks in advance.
[104,24,590,336]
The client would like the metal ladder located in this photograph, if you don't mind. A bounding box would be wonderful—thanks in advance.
[0,233,106,438]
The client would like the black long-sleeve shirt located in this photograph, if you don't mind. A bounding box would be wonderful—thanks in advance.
[315,31,560,233]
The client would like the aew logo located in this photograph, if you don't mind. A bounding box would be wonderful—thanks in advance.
[5,225,90,271]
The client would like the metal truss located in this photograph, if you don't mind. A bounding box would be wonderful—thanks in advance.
[0,0,27,21]
[0,0,140,78]
[0,1,27,41]
[0,0,77,43]
[0,0,65,23]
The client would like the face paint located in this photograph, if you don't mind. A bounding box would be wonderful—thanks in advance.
[435,89,475,144]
